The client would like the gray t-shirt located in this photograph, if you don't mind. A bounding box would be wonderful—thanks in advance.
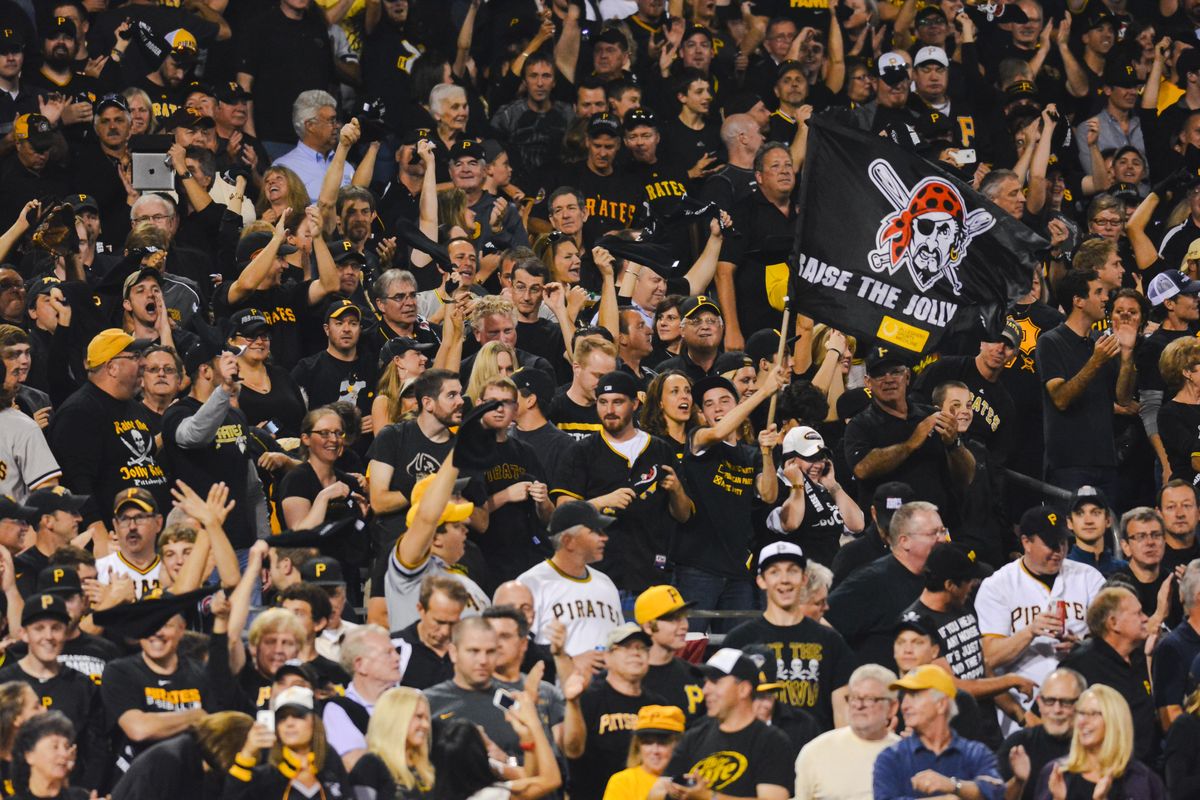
[425,681,523,757]
[385,549,489,631]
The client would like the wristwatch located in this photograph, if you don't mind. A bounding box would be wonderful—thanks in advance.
[953,778,963,796]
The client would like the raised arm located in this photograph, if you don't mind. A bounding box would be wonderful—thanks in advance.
[306,205,341,303]
[227,211,289,305]
[592,247,619,340]
[397,452,459,567]
[684,215,728,293]
[691,365,785,451]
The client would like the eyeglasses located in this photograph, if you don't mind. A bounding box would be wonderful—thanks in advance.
[1090,216,1123,228]
[307,429,346,439]
[1075,709,1104,719]
[847,694,890,706]
[911,526,950,538]
[684,315,721,327]
[1125,531,1165,543]
[236,332,270,342]
[871,366,908,378]
[0,281,22,291]
[133,213,175,224]
[1040,696,1078,708]
[489,400,518,408]
[116,513,158,526]
[381,292,417,303]
[144,366,179,376]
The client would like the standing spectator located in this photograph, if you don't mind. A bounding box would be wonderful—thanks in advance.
[273,92,351,203]
[1037,269,1137,496]
[291,299,377,419]
[1163,657,1200,799]
[656,296,725,382]
[510,367,575,483]
[635,585,705,723]
[1156,336,1200,487]
[996,669,1085,800]
[392,575,468,691]
[1154,560,1200,729]
[793,664,901,800]
[1159,481,1200,572]
[872,665,1003,800]
[901,542,991,685]
[547,336,617,440]
[1064,486,1127,577]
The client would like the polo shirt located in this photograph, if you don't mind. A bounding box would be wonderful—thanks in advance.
[273,141,353,202]
[1061,637,1157,762]
[1152,620,1200,711]
[392,622,452,690]
[872,732,1003,800]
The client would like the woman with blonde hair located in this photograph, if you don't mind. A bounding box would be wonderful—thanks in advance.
[349,687,435,799]
[437,188,477,238]
[602,706,684,800]
[1157,336,1200,485]
[256,166,308,227]
[1035,684,1163,799]
[372,338,431,431]
[808,324,854,421]
[121,87,155,135]
[466,341,517,402]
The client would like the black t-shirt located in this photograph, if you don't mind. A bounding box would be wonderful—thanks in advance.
[546,389,602,441]
[516,319,568,381]
[568,681,666,800]
[902,599,985,680]
[1156,400,1200,487]
[913,355,1016,462]
[996,725,1072,800]
[722,616,853,729]
[472,437,550,590]
[392,622,452,691]
[161,395,256,549]
[100,654,212,775]
[1137,326,1197,394]
[825,554,925,670]
[6,633,125,689]
[830,526,890,586]
[47,383,170,527]
[666,716,795,796]
[236,365,307,439]
[291,349,378,417]
[212,280,313,370]
[721,189,796,335]
[1036,324,1121,471]
[642,657,706,725]
[754,475,844,568]
[366,421,454,538]
[675,435,762,579]
[1002,301,1065,480]
[1060,637,1157,763]
[349,751,430,799]
[13,548,49,598]
[510,423,577,485]
[660,117,722,174]
[554,162,641,242]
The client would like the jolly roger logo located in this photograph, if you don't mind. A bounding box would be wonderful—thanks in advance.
[866,158,995,295]
[406,452,441,479]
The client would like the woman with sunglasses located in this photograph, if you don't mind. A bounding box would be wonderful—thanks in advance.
[229,309,306,438]
[279,407,366,531]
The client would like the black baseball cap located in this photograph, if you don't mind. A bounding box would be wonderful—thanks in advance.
[1179,48,1200,80]
[776,60,806,83]
[691,375,738,405]
[1103,58,1142,89]
[1004,80,1040,104]
[679,295,722,319]
[595,370,639,399]
[273,658,320,687]
[587,112,622,138]
[837,387,872,420]
[162,106,214,132]
[236,230,298,265]
[400,127,433,146]
[13,113,54,151]
[0,27,23,53]
[300,556,345,586]
[1019,506,1069,548]
[1083,7,1117,31]
[512,367,554,412]
[894,610,939,641]
[549,500,615,536]
[924,542,984,584]
[745,329,798,365]
[24,275,60,311]
[593,26,628,47]
[864,344,907,377]
[0,496,39,524]
[623,107,657,131]
[22,593,69,627]
[324,298,362,322]
[873,481,915,529]
[228,308,270,337]
[714,350,753,374]
[1069,485,1111,514]
[378,336,435,367]
[447,139,484,162]
[329,239,367,265]
[215,81,252,103]
[69,194,99,214]
[37,566,82,596]
[44,16,76,39]
[25,486,88,517]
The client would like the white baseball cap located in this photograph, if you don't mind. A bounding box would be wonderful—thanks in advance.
[1146,269,1200,306]
[781,426,829,459]
[270,685,315,715]
[878,51,908,75]
[914,46,949,68]
[757,541,807,573]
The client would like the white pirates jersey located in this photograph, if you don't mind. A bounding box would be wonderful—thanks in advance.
[95,552,163,599]
[975,558,1104,732]
[0,408,61,501]
[518,559,624,657]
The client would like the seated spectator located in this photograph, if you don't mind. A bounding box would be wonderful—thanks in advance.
[347,686,434,799]
[996,668,1085,800]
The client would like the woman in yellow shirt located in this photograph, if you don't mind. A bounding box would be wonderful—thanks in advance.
[602,705,685,800]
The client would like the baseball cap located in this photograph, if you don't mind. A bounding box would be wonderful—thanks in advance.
[163,106,213,131]
[1019,506,1068,548]
[122,267,162,298]
[236,230,299,265]
[1103,58,1141,88]
[549,500,615,536]
[878,52,909,86]
[996,317,1022,348]
[891,664,957,697]
[623,107,658,131]
[25,486,88,518]
[873,482,915,530]
[69,194,99,214]
[1180,48,1200,81]
[274,659,320,686]
[757,541,806,573]
[1083,7,1117,31]
[329,239,367,265]
[405,473,474,528]
[679,295,721,319]
[164,28,198,63]
[85,328,152,369]
[691,375,738,405]
[836,387,872,420]
[776,59,806,83]
[895,609,939,639]
[781,426,829,460]
[634,585,693,625]
[593,26,628,46]
[742,645,785,692]
[271,685,315,715]
[587,112,623,138]
[13,113,54,151]
[447,139,483,162]
[698,647,760,684]
[724,90,764,116]
[0,28,23,53]
[22,593,69,627]
[0,496,39,524]
[914,46,949,68]
[864,344,907,377]
[745,329,797,365]
[595,370,640,399]
[379,336,436,367]
[714,351,753,374]
[324,298,362,322]
[915,110,954,142]
[924,542,984,584]
[606,622,652,650]
[512,367,554,412]
[1069,485,1111,514]
[480,139,505,163]
[95,93,129,115]
[37,566,82,596]
[633,705,685,735]
[915,5,947,23]
[44,16,76,39]
[400,127,433,146]
[1147,269,1200,306]
[113,487,159,516]
[228,308,271,338]
[1188,239,1200,263]
[1004,80,1040,103]
[215,81,252,104]
[299,556,344,586]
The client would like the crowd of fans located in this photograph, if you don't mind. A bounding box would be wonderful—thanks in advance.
[2,0,1200,795]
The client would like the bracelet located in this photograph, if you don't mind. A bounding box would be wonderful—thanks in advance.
[519,741,535,751]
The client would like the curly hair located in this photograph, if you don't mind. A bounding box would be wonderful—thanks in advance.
[1160,335,1200,392]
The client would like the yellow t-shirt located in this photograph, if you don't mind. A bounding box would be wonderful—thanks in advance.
[602,766,658,800]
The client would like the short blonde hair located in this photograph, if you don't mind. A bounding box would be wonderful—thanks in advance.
[1063,685,1133,778]
[1160,336,1200,392]
[572,336,617,366]
[247,607,305,649]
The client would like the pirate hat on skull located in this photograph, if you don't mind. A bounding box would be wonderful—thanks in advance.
[880,178,964,268]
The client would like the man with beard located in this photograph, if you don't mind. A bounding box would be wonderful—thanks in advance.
[0,114,67,229]
[292,300,377,421]
[24,18,95,135]
[0,29,35,136]
[850,53,919,135]
[844,345,974,518]
[335,188,380,270]
[136,30,198,123]
[551,370,691,602]
[492,54,573,179]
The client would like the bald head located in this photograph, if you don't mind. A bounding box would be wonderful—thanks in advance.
[721,114,765,166]
[493,580,535,628]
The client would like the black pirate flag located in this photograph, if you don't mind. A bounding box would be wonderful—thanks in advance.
[792,117,1042,354]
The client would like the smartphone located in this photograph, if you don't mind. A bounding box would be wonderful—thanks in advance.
[493,688,519,712]
[256,709,274,729]
[950,148,977,167]
[673,775,697,788]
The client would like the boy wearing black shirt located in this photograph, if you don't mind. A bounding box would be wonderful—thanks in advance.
[723,542,852,730]
[654,647,794,800]
[635,584,706,723]
[291,299,378,419]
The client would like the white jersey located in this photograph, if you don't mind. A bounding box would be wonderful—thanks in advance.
[975,558,1104,733]
[0,407,61,501]
[517,559,623,656]
[94,552,163,599]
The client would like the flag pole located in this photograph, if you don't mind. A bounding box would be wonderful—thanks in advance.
[766,299,790,429]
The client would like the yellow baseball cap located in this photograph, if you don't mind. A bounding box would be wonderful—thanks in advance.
[405,473,473,527]
[634,584,693,625]
[890,664,957,698]
[85,328,151,369]
[165,28,197,59]
[633,705,685,735]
